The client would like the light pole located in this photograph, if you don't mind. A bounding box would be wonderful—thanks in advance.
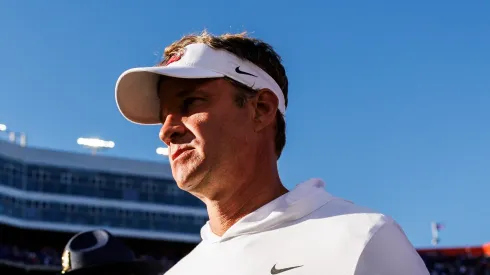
[431,222,444,246]
[156,147,169,157]
[77,137,115,155]
[0,123,27,147]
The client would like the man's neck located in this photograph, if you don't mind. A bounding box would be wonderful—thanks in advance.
[204,169,288,237]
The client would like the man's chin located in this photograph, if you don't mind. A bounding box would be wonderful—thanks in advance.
[173,171,204,192]
[171,161,208,191]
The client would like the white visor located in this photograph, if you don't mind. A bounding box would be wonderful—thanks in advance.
[115,43,286,125]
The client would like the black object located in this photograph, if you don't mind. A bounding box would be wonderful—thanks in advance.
[61,229,163,275]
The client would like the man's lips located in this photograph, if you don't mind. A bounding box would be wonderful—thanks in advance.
[171,147,193,161]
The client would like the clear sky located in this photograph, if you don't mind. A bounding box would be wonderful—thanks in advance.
[0,1,489,248]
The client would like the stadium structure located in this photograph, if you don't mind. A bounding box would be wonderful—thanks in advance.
[0,138,206,274]
[1,137,489,274]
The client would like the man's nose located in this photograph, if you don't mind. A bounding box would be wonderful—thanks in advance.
[159,114,186,146]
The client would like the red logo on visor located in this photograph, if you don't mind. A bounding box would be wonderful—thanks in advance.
[165,49,186,66]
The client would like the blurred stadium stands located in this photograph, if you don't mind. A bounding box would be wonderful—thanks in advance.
[419,244,490,274]
[2,237,489,274]
[1,138,489,274]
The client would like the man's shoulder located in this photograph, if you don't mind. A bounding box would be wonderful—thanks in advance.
[311,195,393,231]
[304,196,421,261]
[296,194,406,250]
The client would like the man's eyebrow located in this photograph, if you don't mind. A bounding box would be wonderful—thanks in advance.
[176,89,195,98]
[159,88,198,123]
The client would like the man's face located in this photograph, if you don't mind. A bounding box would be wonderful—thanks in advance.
[158,77,255,196]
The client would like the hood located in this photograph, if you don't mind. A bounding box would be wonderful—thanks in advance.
[200,178,334,243]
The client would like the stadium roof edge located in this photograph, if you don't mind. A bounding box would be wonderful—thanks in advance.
[0,139,173,179]
[417,243,490,257]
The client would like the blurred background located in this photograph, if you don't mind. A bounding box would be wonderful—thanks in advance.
[1,0,489,274]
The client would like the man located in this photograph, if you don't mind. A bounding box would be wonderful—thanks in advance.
[60,229,163,275]
[115,31,429,274]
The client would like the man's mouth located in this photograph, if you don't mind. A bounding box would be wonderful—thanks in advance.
[171,147,193,161]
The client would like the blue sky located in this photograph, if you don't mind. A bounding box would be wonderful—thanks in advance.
[0,1,489,248]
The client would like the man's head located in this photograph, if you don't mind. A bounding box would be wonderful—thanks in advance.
[115,31,288,197]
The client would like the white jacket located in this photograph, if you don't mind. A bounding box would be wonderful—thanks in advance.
[166,179,429,275]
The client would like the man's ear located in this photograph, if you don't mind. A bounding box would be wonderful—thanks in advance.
[251,89,279,132]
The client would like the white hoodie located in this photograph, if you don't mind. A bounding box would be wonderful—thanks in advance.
[165,179,429,275]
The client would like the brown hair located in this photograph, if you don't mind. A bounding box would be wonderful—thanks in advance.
[159,30,288,159]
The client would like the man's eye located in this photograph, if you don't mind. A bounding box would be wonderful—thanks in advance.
[184,97,201,105]
[182,97,204,112]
